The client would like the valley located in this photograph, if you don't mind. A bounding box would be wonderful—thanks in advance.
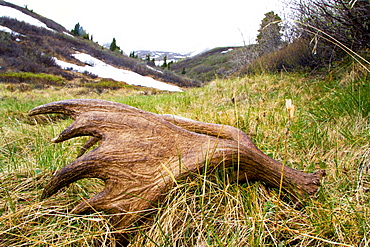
[0,1,369,246]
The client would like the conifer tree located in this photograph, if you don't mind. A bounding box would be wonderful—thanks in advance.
[129,51,138,58]
[168,61,174,70]
[71,23,81,36]
[110,38,121,52]
[256,11,282,55]
[161,55,168,68]
[71,23,90,40]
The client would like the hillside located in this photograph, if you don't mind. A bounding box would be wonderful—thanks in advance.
[171,45,258,83]
[0,1,200,91]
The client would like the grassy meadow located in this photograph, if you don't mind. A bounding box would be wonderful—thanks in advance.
[0,69,369,246]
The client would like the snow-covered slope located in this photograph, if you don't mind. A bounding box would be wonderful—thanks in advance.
[135,49,210,66]
[54,53,182,92]
[0,3,187,92]
[0,5,54,31]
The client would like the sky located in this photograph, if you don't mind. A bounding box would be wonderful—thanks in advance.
[6,0,285,54]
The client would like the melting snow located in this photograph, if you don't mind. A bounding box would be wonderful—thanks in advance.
[0,5,55,32]
[0,24,24,36]
[146,65,163,74]
[63,31,74,37]
[54,53,182,92]
[221,48,233,54]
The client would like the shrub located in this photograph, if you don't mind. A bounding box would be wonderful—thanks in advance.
[83,79,133,90]
[0,72,65,85]
[238,38,340,74]
[82,71,98,79]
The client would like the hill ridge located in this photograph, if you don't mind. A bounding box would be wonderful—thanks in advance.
[0,1,200,91]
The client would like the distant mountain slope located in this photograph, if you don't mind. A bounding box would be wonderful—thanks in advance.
[171,46,258,83]
[0,1,200,91]
[134,50,190,65]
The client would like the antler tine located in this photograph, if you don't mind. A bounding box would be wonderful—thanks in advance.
[29,99,88,119]
[40,151,107,199]
[29,99,140,119]
[161,114,258,149]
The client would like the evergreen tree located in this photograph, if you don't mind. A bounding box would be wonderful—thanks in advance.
[129,51,138,58]
[161,55,168,68]
[256,11,283,55]
[145,54,155,66]
[110,38,121,52]
[71,23,90,40]
[168,61,174,70]
[71,23,81,36]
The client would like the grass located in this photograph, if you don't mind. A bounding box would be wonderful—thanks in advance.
[0,69,369,246]
[0,72,66,89]
[172,46,257,83]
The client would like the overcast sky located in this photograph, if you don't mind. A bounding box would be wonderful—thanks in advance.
[7,0,285,54]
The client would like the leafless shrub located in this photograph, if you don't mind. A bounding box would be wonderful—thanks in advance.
[238,37,343,74]
[82,71,98,79]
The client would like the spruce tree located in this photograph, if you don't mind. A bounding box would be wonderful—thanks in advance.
[161,55,168,68]
[168,61,174,70]
[256,11,282,55]
[72,23,80,36]
[110,38,121,52]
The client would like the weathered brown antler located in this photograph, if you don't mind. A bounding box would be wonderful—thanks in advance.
[29,99,325,230]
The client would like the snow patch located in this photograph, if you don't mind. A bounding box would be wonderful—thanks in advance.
[221,48,233,54]
[146,65,163,74]
[0,5,55,32]
[63,31,74,37]
[54,53,182,92]
[0,24,25,36]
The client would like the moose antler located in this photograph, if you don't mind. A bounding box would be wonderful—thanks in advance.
[29,99,325,230]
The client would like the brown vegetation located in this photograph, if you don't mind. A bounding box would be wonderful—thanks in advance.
[0,3,200,88]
